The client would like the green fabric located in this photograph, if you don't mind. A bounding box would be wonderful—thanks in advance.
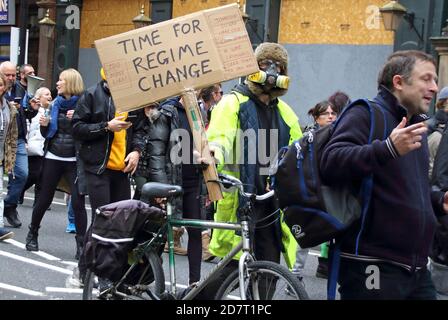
[320,242,329,258]
[207,91,302,268]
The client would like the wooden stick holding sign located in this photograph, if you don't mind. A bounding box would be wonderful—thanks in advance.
[181,89,222,201]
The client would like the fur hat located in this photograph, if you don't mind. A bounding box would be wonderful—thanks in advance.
[246,42,289,100]
[254,42,288,75]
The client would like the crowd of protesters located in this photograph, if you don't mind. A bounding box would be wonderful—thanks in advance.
[0,43,448,300]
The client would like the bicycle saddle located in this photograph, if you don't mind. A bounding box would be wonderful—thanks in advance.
[141,182,183,201]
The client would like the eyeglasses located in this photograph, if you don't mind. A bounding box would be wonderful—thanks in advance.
[319,111,337,117]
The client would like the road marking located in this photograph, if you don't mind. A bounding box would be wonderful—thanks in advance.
[22,195,92,210]
[309,250,320,256]
[45,287,85,294]
[1,192,91,210]
[0,250,72,275]
[0,282,44,297]
[165,281,188,289]
[4,239,62,261]
[33,251,61,261]
[60,261,78,266]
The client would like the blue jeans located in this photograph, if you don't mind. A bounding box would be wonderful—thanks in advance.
[4,139,28,208]
[67,198,75,224]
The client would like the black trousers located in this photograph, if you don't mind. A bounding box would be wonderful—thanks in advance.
[84,169,131,220]
[183,181,202,284]
[198,197,281,299]
[338,258,437,300]
[31,158,87,236]
[21,156,43,205]
[78,169,131,276]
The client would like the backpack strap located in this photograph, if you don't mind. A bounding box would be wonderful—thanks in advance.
[326,98,386,300]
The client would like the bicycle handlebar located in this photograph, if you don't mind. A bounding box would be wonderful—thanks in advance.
[216,174,274,201]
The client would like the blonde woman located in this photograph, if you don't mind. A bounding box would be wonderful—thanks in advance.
[25,69,87,260]
[20,87,52,206]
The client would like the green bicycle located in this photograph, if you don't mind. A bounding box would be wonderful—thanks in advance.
[82,174,308,300]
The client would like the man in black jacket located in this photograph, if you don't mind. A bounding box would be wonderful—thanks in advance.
[71,70,143,284]
[321,50,448,300]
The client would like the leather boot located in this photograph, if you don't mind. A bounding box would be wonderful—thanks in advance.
[25,225,40,251]
[4,205,22,228]
[201,231,215,262]
[164,227,187,255]
[316,257,328,279]
[75,235,84,260]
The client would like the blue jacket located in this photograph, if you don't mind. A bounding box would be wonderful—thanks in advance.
[321,86,439,271]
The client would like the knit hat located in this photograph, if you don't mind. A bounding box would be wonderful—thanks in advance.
[438,87,448,101]
[246,42,289,100]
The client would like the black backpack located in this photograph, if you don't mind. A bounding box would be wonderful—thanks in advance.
[270,99,386,249]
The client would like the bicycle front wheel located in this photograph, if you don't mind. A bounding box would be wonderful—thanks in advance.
[215,260,309,300]
[82,250,165,300]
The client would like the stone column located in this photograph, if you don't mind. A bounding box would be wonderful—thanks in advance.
[431,24,448,91]
[36,0,57,89]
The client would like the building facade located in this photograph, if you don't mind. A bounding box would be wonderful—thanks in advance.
[2,1,447,124]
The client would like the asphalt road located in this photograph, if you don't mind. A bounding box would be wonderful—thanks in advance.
[0,190,330,300]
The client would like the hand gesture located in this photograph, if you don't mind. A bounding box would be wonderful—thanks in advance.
[66,109,75,120]
[39,114,50,127]
[193,149,210,170]
[123,150,140,175]
[442,192,448,214]
[389,117,427,156]
[30,98,41,110]
[107,116,132,132]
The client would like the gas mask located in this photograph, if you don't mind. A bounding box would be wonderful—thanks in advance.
[247,60,289,89]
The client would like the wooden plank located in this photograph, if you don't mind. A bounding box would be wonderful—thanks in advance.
[181,89,222,201]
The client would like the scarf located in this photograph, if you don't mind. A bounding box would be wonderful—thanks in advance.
[46,95,79,139]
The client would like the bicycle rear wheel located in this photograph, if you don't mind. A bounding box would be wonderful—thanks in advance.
[215,260,309,300]
[82,250,165,300]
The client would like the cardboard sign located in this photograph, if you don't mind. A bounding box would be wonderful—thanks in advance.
[95,3,258,112]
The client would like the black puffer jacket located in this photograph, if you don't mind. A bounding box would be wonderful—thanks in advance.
[41,110,76,157]
[72,81,144,175]
[134,108,171,183]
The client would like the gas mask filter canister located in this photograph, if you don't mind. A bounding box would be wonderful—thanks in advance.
[247,61,289,89]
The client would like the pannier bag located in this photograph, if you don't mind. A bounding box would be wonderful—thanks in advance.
[84,199,165,281]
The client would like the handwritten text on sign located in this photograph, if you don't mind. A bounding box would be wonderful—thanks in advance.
[95,4,258,112]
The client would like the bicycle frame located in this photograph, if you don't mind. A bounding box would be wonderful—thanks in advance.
[165,202,254,300]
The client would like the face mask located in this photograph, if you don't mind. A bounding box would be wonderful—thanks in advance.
[247,61,289,89]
